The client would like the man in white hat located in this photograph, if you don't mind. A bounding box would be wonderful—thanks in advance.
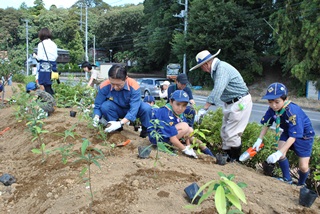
[159,80,170,99]
[190,49,253,162]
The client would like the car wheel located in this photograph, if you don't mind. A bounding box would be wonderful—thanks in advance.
[144,91,150,97]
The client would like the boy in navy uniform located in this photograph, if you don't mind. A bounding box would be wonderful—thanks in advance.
[167,74,196,127]
[148,90,214,158]
[252,82,315,185]
[143,95,159,109]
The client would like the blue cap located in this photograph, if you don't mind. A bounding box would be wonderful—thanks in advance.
[176,73,189,84]
[143,95,155,103]
[26,82,37,92]
[262,82,287,100]
[170,90,189,102]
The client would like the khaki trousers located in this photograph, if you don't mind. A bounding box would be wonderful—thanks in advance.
[221,94,252,150]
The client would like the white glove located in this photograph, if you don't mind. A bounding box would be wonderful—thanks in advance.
[252,138,263,151]
[195,108,207,123]
[182,146,198,158]
[104,121,122,133]
[92,115,100,127]
[198,108,207,117]
[266,150,283,164]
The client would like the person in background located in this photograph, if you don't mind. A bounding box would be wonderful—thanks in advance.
[92,65,152,138]
[159,80,170,99]
[33,27,58,96]
[167,73,196,127]
[7,73,12,86]
[0,80,3,93]
[81,61,103,88]
[148,90,214,158]
[26,82,56,117]
[143,95,159,108]
[190,49,252,162]
[252,82,314,185]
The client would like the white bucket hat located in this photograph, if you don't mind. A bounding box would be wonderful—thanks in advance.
[161,80,170,86]
[189,49,221,71]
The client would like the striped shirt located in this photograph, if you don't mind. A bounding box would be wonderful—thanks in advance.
[207,59,248,104]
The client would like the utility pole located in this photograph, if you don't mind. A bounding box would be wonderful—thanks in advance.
[80,3,83,31]
[85,3,88,79]
[93,35,95,65]
[173,0,188,74]
[24,19,29,76]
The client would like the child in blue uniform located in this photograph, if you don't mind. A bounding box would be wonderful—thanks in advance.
[148,90,214,158]
[143,95,159,109]
[252,83,315,185]
[167,74,196,127]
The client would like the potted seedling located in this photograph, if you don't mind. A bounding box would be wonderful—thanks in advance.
[185,172,247,214]
[68,94,79,117]
[146,119,176,163]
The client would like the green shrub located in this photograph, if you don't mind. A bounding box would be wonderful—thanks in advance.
[23,75,36,84]
[12,73,26,83]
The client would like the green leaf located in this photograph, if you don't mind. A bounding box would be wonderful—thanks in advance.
[198,131,206,139]
[157,142,174,155]
[92,159,101,169]
[237,182,247,188]
[183,204,198,209]
[215,185,227,214]
[193,180,216,204]
[197,189,214,205]
[41,143,46,150]
[222,178,247,204]
[81,139,89,156]
[218,172,227,178]
[80,167,88,177]
[226,193,241,210]
[31,149,42,154]
[227,174,235,181]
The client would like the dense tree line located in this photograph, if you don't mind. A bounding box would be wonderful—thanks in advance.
[0,0,319,91]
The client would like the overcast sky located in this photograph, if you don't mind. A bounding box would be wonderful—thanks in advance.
[0,0,143,9]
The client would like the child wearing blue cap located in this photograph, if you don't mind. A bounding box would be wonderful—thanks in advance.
[148,90,214,158]
[252,82,315,185]
[143,95,159,108]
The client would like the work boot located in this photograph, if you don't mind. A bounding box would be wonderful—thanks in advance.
[225,145,242,162]
[139,126,148,138]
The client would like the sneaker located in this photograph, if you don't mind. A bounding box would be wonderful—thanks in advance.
[276,177,293,185]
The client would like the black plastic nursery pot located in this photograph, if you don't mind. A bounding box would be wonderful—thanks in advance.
[138,146,151,159]
[262,161,275,177]
[216,153,228,165]
[299,186,318,207]
[70,111,77,117]
[184,182,203,204]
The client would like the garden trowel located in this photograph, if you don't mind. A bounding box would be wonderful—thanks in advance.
[239,143,264,162]
[116,139,131,147]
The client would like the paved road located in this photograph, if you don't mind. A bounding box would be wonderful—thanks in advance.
[193,94,320,135]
